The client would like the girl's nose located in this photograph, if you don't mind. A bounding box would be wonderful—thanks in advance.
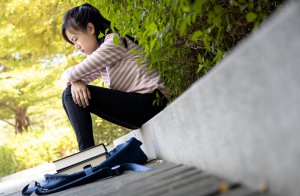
[75,43,81,50]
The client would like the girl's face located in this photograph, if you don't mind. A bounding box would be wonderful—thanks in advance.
[66,23,99,55]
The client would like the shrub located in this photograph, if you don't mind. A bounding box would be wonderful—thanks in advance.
[89,0,282,99]
[0,145,18,177]
[0,128,77,176]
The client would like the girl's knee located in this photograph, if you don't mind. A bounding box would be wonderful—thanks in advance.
[62,85,71,95]
[62,86,72,102]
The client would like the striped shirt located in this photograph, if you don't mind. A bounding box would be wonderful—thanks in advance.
[62,33,170,100]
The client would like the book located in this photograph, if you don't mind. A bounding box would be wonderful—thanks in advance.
[53,143,108,174]
[56,154,107,174]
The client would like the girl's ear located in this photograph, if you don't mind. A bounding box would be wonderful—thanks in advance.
[87,23,95,35]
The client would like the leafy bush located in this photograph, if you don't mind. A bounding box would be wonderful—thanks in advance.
[0,128,77,177]
[0,145,18,177]
[89,0,282,99]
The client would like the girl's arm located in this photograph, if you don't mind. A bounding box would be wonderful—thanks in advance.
[62,69,102,84]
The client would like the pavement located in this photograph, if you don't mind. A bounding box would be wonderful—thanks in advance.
[0,163,56,195]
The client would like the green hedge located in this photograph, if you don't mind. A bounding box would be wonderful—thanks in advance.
[0,128,78,177]
[0,145,18,177]
[89,0,282,99]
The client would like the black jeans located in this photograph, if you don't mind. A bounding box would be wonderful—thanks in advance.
[62,85,168,150]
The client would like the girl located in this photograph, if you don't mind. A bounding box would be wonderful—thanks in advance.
[61,3,169,150]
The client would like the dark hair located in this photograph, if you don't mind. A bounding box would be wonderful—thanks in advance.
[62,3,136,47]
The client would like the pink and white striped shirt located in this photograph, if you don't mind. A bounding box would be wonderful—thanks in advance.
[62,33,170,100]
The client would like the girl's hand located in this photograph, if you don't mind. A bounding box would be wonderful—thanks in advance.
[70,80,91,108]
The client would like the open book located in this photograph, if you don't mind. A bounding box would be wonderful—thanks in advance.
[53,143,108,174]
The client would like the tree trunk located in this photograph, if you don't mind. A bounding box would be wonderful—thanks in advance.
[14,106,30,134]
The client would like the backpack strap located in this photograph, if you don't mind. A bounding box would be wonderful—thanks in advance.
[22,163,151,195]
[83,165,93,176]
[22,182,39,196]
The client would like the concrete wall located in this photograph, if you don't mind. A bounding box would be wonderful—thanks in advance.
[115,1,300,196]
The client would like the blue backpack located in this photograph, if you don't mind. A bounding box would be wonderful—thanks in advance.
[22,137,151,195]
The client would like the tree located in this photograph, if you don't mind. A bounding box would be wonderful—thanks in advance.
[0,63,62,134]
[0,0,81,66]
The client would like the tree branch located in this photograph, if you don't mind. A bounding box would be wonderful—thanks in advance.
[0,119,15,127]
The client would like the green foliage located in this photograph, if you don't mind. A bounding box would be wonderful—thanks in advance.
[0,127,77,177]
[0,145,18,177]
[89,0,282,98]
[0,0,82,67]
[0,59,64,133]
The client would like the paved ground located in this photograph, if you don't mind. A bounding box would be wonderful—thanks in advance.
[0,163,56,195]
[1,160,268,196]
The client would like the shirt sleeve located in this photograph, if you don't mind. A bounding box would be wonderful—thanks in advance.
[81,71,102,84]
[63,33,126,83]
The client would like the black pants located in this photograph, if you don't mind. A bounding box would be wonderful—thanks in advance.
[62,85,168,150]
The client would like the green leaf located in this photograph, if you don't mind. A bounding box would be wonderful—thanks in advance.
[192,30,202,41]
[152,99,157,106]
[98,32,104,39]
[150,38,157,50]
[196,64,204,73]
[146,22,158,36]
[197,54,203,63]
[181,4,190,12]
[113,35,120,46]
[137,56,143,67]
[110,22,115,32]
[203,36,211,52]
[214,5,223,14]
[213,16,222,27]
[131,49,138,55]
[156,92,160,98]
[246,12,257,23]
